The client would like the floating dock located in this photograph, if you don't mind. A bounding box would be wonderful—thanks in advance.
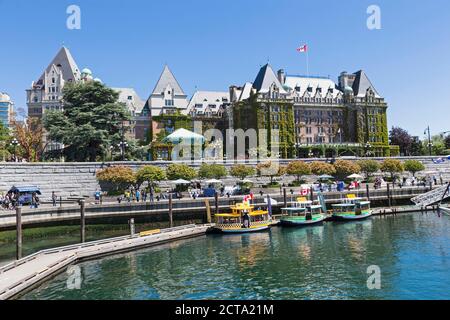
[0,224,213,300]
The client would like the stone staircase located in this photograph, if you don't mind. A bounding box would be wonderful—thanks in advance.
[0,164,101,200]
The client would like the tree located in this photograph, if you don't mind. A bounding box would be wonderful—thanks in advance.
[256,161,286,185]
[286,161,311,182]
[389,127,413,155]
[445,135,450,150]
[135,165,166,189]
[404,160,425,177]
[11,117,47,162]
[43,81,131,162]
[230,164,255,180]
[0,122,10,161]
[309,161,336,176]
[198,163,227,179]
[380,159,404,181]
[410,136,424,156]
[96,166,136,191]
[333,160,361,180]
[166,164,197,181]
[357,160,380,179]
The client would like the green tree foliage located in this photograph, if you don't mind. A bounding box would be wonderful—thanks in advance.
[135,165,166,189]
[198,163,227,179]
[43,81,131,162]
[404,160,425,177]
[230,164,255,180]
[0,122,11,161]
[256,161,286,184]
[309,161,336,176]
[357,160,380,179]
[333,160,361,180]
[380,159,404,181]
[286,161,311,182]
[96,166,136,191]
[166,164,197,180]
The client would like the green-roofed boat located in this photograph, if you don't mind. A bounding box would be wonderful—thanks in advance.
[280,197,326,227]
[331,195,373,221]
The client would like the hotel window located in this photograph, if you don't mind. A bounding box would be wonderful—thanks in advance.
[306,127,312,134]
[307,137,313,144]
[165,99,174,106]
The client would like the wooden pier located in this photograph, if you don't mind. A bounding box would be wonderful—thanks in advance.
[0,224,213,300]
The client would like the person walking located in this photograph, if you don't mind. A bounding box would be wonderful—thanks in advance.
[136,189,141,202]
[52,191,57,207]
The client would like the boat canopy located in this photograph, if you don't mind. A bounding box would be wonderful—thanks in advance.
[8,186,41,194]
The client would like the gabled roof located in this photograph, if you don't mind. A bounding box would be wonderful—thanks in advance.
[253,64,286,94]
[151,65,185,96]
[284,76,342,99]
[113,88,145,113]
[352,70,381,98]
[187,91,229,113]
[36,47,80,85]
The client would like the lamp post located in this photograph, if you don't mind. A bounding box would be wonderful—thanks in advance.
[118,141,128,161]
[425,126,432,156]
[364,142,372,157]
[10,138,20,162]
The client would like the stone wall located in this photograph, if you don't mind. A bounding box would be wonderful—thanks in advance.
[1,156,449,200]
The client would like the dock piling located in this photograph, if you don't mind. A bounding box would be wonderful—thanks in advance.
[386,184,392,207]
[214,192,219,214]
[205,199,212,223]
[283,188,287,207]
[129,218,135,236]
[366,184,370,201]
[80,199,86,243]
[169,194,173,228]
[16,206,22,260]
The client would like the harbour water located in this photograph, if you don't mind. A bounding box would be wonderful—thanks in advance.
[22,212,450,300]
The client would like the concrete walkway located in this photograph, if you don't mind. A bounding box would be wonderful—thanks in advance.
[0,224,213,300]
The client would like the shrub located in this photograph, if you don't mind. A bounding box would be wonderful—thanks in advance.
[166,163,197,181]
[357,160,380,179]
[256,161,286,184]
[198,163,227,179]
[135,165,166,189]
[380,159,404,181]
[403,160,425,177]
[230,164,255,180]
[286,161,311,182]
[310,161,336,176]
[333,160,361,180]
[96,166,136,191]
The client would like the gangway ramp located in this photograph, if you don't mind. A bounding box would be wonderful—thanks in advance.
[411,183,450,207]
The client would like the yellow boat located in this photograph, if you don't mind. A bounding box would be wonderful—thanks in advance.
[214,202,271,233]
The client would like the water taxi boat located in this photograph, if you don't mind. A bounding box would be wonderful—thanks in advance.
[280,197,326,227]
[214,202,271,233]
[332,194,373,221]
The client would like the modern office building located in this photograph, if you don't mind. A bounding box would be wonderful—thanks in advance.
[0,92,14,128]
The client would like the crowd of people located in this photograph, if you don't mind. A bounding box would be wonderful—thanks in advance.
[0,191,40,210]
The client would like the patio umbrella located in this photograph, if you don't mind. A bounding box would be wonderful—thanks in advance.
[318,174,334,180]
[205,179,222,184]
[347,174,364,180]
[171,179,191,185]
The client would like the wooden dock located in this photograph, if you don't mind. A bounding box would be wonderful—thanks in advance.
[0,224,213,300]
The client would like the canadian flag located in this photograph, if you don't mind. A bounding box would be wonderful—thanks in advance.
[297,44,308,53]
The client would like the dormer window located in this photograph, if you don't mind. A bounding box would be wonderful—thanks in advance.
[307,87,313,92]
[295,86,301,92]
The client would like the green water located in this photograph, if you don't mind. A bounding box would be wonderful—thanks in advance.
[21,213,450,300]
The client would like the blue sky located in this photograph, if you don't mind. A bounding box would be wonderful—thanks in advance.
[1,0,449,137]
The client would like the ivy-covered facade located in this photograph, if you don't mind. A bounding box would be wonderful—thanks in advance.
[228,65,398,159]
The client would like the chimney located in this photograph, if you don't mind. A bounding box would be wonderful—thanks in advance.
[277,69,286,85]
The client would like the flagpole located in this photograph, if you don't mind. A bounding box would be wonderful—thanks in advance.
[306,48,309,77]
